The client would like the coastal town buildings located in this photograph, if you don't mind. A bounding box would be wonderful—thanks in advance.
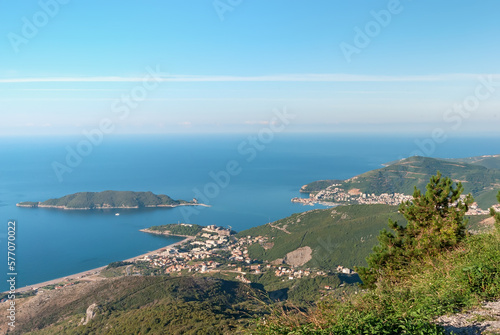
[292,185,499,215]
[126,225,353,284]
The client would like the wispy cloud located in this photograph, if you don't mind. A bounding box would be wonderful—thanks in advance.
[10,88,125,91]
[1,73,499,84]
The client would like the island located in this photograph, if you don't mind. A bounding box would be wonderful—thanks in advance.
[16,191,207,210]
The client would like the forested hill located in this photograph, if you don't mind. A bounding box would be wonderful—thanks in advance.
[301,155,500,208]
[16,191,198,210]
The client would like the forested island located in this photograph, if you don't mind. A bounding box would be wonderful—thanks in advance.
[16,191,204,210]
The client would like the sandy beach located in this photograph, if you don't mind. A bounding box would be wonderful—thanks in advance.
[13,235,194,294]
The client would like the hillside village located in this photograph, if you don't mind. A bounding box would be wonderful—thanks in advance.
[292,184,500,215]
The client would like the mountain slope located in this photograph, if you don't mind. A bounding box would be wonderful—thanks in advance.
[302,156,500,208]
[16,276,269,335]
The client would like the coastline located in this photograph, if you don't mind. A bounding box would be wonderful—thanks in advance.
[13,235,194,294]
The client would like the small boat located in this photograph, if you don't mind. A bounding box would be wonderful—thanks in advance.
[115,213,120,216]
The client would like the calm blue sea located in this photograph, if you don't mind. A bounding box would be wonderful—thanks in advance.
[0,134,498,291]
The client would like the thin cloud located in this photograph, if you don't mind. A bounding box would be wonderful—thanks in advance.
[11,88,125,92]
[244,120,271,125]
[0,73,498,84]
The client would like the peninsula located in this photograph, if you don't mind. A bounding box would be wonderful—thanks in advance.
[140,223,204,237]
[295,155,500,210]
[16,191,206,210]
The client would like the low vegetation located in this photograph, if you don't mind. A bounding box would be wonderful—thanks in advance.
[19,277,270,335]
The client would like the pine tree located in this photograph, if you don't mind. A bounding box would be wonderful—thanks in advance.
[357,172,473,288]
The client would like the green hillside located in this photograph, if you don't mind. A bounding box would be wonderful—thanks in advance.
[18,191,195,209]
[239,204,406,269]
[304,156,500,208]
[20,276,269,335]
[446,154,500,170]
[239,204,490,270]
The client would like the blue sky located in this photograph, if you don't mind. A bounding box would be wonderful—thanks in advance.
[0,0,499,136]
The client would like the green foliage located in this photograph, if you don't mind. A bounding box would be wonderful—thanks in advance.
[36,191,189,209]
[358,172,473,288]
[257,308,445,335]
[149,223,203,236]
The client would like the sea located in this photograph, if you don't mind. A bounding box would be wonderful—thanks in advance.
[0,133,498,291]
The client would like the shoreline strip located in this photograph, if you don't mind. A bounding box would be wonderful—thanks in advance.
[12,235,193,294]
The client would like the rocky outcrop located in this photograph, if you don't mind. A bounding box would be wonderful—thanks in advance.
[435,301,500,334]
[284,246,312,267]
[80,303,101,326]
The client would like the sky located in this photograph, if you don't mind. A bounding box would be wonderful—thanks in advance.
[0,0,499,136]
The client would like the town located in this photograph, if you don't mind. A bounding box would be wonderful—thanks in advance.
[129,225,353,284]
[292,184,500,215]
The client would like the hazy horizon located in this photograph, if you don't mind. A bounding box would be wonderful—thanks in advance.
[1,1,499,136]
